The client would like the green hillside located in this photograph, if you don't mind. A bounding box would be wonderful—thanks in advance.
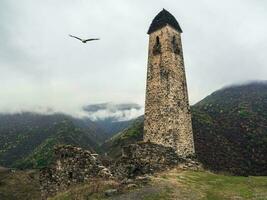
[102,82,267,175]
[13,119,99,169]
[101,116,144,158]
[193,82,267,175]
[0,113,105,168]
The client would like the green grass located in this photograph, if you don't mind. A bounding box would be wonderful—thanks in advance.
[174,171,267,200]
[0,170,40,200]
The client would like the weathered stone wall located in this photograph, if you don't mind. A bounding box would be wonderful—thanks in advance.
[39,145,112,199]
[144,24,195,157]
[40,144,200,198]
[111,142,197,179]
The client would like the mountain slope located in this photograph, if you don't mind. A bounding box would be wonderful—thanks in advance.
[14,119,100,169]
[102,116,144,158]
[193,81,267,175]
[102,82,267,175]
[0,113,105,168]
[95,119,135,139]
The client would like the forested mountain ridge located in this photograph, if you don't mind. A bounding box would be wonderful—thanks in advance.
[0,113,106,168]
[193,81,267,175]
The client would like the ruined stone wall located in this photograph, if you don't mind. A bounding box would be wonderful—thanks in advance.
[40,145,112,199]
[111,142,186,178]
[144,25,195,157]
[40,144,200,198]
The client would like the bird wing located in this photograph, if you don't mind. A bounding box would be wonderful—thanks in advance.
[83,38,100,42]
[69,34,84,42]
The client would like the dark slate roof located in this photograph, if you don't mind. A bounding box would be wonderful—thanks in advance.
[147,9,183,34]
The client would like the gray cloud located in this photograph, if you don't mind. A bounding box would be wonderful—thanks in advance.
[84,103,141,112]
[83,103,143,121]
[0,0,266,116]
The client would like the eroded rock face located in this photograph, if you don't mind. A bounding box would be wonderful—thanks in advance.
[39,145,112,199]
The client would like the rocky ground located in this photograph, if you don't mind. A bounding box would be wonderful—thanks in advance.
[50,168,267,200]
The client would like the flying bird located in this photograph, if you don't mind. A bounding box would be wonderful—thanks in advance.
[69,34,100,43]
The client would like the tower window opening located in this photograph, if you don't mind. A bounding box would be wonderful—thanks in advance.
[160,67,170,95]
[153,36,161,55]
[156,36,160,45]
[172,36,180,54]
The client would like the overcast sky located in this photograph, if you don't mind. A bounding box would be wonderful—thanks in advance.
[0,0,266,117]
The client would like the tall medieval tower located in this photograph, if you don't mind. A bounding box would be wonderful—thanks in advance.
[144,9,195,157]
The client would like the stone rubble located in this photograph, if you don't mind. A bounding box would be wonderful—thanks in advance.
[104,189,118,197]
[111,142,186,178]
[40,143,201,199]
[39,145,112,199]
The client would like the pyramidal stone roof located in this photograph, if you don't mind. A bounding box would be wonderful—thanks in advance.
[147,9,183,34]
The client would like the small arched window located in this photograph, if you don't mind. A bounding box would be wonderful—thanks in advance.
[172,36,180,55]
[156,36,160,46]
[153,36,161,55]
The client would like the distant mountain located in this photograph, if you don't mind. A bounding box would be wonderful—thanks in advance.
[0,112,106,168]
[0,102,143,169]
[102,82,267,175]
[94,118,135,139]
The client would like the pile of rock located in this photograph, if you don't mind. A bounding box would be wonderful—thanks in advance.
[40,143,201,199]
[40,145,112,199]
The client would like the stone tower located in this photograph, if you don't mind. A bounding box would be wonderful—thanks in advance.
[144,9,195,157]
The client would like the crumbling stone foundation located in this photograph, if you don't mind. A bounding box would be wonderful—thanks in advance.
[40,143,201,199]
[111,142,200,179]
[39,145,112,199]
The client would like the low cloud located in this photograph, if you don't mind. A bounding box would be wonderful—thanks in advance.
[83,103,143,121]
